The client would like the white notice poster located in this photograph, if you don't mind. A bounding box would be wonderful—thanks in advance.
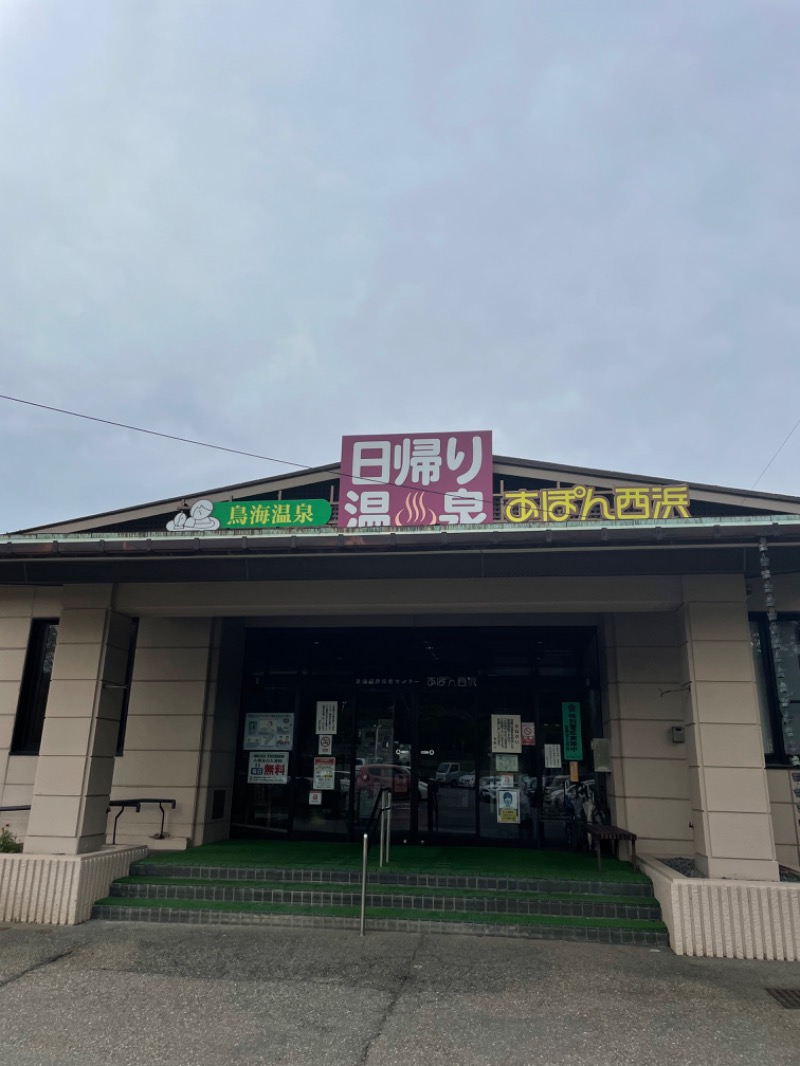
[316,701,338,735]
[313,757,336,790]
[544,744,562,770]
[491,714,522,754]
[495,754,519,772]
[496,788,520,824]
[243,714,294,751]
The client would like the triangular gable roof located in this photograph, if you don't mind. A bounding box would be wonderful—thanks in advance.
[13,455,800,535]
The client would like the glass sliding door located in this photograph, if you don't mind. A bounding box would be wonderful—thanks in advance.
[231,624,602,847]
[477,688,538,843]
[537,688,595,847]
[416,688,477,841]
[231,682,295,835]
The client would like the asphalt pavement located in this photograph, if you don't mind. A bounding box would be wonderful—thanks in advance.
[0,920,799,1066]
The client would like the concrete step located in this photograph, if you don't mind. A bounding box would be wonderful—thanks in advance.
[128,862,654,897]
[110,879,661,920]
[92,897,668,946]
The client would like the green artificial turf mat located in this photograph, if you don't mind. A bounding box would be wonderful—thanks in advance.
[95,895,666,931]
[142,841,648,883]
[116,876,657,907]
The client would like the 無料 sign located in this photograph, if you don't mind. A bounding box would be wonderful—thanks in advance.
[248,752,289,785]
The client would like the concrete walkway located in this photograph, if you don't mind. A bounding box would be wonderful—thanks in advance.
[0,921,798,1066]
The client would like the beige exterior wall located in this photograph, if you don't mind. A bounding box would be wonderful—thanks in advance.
[603,610,693,856]
[679,575,778,880]
[107,616,213,848]
[114,575,686,617]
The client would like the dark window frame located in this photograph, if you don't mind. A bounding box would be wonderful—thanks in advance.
[749,611,800,767]
[10,618,59,755]
[115,617,139,756]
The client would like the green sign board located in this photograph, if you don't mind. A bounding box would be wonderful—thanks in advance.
[214,499,331,529]
[562,702,583,761]
[166,499,332,531]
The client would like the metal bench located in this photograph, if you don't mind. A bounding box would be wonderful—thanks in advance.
[107,798,176,844]
[585,823,637,873]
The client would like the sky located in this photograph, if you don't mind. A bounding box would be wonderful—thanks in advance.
[1,0,800,532]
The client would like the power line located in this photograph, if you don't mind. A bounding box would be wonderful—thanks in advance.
[0,393,311,470]
[7,390,797,508]
[751,415,800,490]
[0,392,483,505]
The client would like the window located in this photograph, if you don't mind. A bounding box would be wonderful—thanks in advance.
[115,617,139,756]
[11,619,59,755]
[749,614,800,765]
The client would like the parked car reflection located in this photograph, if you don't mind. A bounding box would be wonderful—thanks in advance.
[356,763,428,799]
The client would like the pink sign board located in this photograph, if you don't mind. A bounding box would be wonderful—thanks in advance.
[339,431,493,528]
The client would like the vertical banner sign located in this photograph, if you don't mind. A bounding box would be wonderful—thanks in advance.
[569,761,580,783]
[562,702,583,761]
[339,430,493,528]
[491,714,522,753]
[316,701,338,734]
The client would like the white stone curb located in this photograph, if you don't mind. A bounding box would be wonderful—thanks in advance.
[640,854,800,960]
[0,845,147,925]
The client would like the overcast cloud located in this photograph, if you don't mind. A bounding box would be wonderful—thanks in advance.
[1,0,799,531]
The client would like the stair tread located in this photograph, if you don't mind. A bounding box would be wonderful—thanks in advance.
[129,863,652,896]
[94,895,666,931]
[113,878,659,908]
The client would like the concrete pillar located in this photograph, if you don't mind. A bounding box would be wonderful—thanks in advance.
[681,575,779,881]
[25,586,134,855]
[603,612,692,856]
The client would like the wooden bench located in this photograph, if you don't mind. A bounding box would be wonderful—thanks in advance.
[585,823,637,874]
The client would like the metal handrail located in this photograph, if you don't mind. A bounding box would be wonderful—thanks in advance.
[107,797,177,844]
[364,787,390,842]
[359,787,393,936]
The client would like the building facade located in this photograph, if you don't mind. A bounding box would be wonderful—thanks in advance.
[2,434,800,949]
